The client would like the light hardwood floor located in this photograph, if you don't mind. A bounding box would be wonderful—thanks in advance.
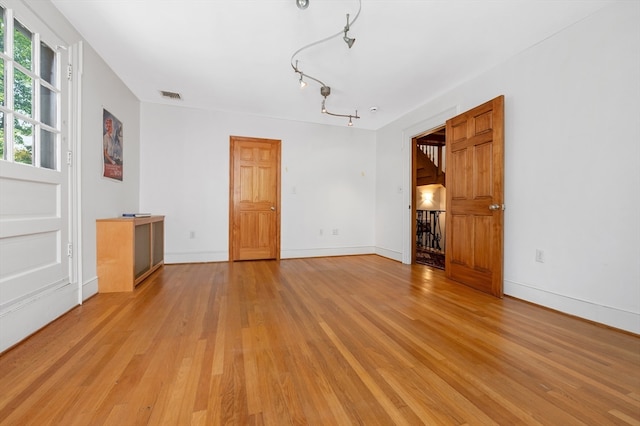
[1,255,639,425]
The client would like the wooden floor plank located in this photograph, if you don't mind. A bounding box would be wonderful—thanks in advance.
[1,255,638,425]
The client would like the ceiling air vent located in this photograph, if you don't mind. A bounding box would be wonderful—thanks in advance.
[160,90,182,100]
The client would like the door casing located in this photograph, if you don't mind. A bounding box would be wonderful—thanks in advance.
[402,107,457,264]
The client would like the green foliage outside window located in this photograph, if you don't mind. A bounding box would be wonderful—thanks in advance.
[0,10,50,166]
[13,20,33,164]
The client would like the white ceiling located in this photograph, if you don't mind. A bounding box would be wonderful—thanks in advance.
[50,0,613,130]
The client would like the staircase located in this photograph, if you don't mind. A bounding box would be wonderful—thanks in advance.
[416,144,445,186]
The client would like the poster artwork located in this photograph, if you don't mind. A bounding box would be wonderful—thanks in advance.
[102,109,123,181]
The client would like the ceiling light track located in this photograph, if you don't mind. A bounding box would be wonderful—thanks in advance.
[319,87,360,126]
[295,62,327,88]
[290,0,362,126]
[323,107,360,127]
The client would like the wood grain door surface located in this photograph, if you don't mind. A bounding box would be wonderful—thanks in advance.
[229,136,281,261]
[445,96,505,297]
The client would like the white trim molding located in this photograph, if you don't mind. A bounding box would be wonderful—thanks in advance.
[505,279,640,335]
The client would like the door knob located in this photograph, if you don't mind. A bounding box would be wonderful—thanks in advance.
[488,204,504,211]
[270,206,276,211]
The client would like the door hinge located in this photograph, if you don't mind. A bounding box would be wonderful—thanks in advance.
[67,151,73,166]
[67,243,73,257]
[67,64,72,81]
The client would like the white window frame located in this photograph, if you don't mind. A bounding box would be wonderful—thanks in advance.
[1,3,62,169]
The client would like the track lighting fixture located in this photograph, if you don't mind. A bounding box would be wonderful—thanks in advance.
[290,0,362,126]
[343,14,355,48]
[319,85,360,123]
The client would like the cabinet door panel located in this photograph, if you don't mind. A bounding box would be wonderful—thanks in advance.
[152,221,164,267]
[134,223,151,278]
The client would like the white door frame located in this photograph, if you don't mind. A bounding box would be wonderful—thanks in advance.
[401,106,458,264]
[69,41,83,303]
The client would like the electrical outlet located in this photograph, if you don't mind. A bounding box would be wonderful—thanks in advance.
[535,249,544,263]
[189,231,196,239]
[332,229,339,236]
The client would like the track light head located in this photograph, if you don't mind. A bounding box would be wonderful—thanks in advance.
[299,76,307,88]
[343,35,355,48]
[343,13,355,48]
[296,0,309,10]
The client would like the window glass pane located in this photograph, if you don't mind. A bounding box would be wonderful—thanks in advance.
[40,128,56,169]
[14,68,32,117]
[14,117,32,165]
[0,111,4,160]
[0,7,5,53]
[40,41,55,85]
[40,84,56,126]
[14,20,32,70]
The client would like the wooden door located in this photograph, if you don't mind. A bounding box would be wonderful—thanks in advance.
[445,96,504,297]
[229,136,281,261]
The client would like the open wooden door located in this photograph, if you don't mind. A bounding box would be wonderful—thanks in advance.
[229,136,281,261]
[445,96,504,297]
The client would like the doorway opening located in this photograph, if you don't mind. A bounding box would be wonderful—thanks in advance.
[412,126,446,269]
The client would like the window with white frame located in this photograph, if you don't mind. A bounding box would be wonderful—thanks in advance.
[0,5,60,170]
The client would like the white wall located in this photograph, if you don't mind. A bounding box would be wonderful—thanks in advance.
[139,104,376,263]
[375,2,640,333]
[79,44,141,298]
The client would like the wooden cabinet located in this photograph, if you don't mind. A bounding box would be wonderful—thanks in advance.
[96,216,164,292]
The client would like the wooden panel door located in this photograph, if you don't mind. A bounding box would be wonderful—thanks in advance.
[229,136,281,261]
[445,96,504,297]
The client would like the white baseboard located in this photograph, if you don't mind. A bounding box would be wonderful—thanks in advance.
[505,280,640,335]
[0,282,78,353]
[374,247,402,262]
[281,246,375,259]
[165,250,228,264]
[82,276,98,301]
[166,247,377,263]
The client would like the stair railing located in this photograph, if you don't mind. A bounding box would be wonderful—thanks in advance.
[418,144,446,174]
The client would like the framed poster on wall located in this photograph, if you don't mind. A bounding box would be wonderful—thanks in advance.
[102,108,123,181]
